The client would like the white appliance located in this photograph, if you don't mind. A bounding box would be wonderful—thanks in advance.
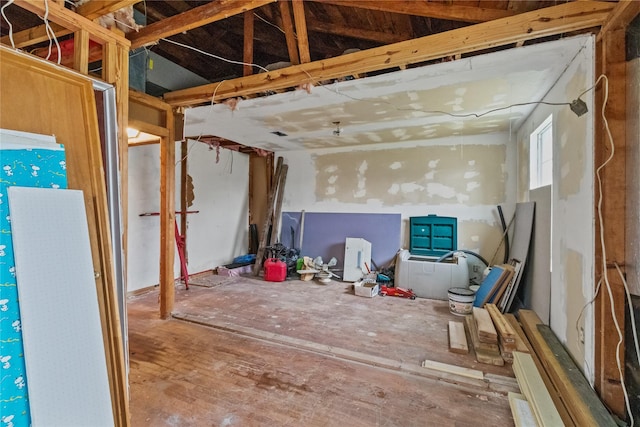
[395,250,469,300]
[343,238,372,282]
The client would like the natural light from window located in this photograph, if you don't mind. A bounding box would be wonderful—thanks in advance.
[529,115,553,189]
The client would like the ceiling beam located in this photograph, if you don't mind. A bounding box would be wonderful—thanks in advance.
[9,0,130,46]
[308,20,408,44]
[128,0,276,49]
[1,0,138,48]
[309,0,516,23]
[244,11,255,76]
[164,1,613,107]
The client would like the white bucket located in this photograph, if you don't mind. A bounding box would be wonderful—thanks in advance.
[448,287,475,316]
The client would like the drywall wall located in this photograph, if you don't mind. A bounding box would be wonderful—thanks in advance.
[127,142,249,292]
[627,58,640,296]
[182,142,249,274]
[127,143,181,292]
[516,35,595,379]
[278,132,516,275]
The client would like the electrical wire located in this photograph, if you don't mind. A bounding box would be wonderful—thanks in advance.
[42,0,62,65]
[254,12,295,38]
[160,37,270,73]
[1,0,16,49]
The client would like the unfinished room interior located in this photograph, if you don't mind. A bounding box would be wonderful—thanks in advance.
[0,0,639,425]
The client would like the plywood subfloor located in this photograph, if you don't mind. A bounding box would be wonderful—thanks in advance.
[128,275,516,426]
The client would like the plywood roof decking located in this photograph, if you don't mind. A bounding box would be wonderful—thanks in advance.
[128,276,516,425]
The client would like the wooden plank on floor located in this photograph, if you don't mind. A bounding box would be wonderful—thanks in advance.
[473,307,498,343]
[448,320,469,354]
[513,351,563,427]
[465,314,503,366]
[420,359,482,380]
[508,392,537,427]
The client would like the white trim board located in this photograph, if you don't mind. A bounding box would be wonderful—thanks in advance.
[8,187,114,426]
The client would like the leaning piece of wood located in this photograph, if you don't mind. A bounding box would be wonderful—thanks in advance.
[465,314,503,366]
[519,310,616,427]
[489,264,515,305]
[473,307,498,344]
[448,320,469,354]
[513,351,564,427]
[508,392,537,427]
[253,157,283,275]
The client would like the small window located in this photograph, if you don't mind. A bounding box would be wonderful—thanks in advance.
[529,115,553,189]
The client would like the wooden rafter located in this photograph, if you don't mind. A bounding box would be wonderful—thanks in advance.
[291,0,311,63]
[1,0,137,48]
[163,1,613,107]
[310,0,517,23]
[278,1,300,65]
[127,0,276,49]
[598,0,640,41]
[308,20,408,44]
[244,11,254,76]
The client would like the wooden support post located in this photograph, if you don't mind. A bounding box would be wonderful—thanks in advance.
[594,26,627,418]
[160,111,175,318]
[269,164,288,245]
[73,29,89,74]
[243,10,254,76]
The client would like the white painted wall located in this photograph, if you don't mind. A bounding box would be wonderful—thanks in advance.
[516,35,595,380]
[278,131,516,277]
[127,142,250,293]
[183,142,249,274]
[127,143,181,292]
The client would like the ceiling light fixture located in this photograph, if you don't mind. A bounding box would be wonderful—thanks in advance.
[332,121,341,136]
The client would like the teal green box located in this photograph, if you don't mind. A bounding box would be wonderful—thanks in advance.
[409,215,457,256]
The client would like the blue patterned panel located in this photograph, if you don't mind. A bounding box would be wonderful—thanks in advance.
[0,146,67,427]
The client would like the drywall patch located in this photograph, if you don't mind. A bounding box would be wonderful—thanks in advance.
[558,70,588,199]
[458,220,503,264]
[564,249,585,360]
[314,144,506,205]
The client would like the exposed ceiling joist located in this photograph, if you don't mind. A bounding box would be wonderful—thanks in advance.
[308,20,408,44]
[1,0,137,48]
[163,1,613,107]
[127,0,276,49]
[310,0,517,23]
[11,0,130,46]
[597,0,640,40]
[278,1,300,65]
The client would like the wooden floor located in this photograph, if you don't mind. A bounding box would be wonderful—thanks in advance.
[128,274,517,426]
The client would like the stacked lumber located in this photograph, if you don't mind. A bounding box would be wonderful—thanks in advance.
[485,304,516,362]
[465,310,503,366]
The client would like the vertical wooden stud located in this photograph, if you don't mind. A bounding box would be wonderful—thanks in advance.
[73,29,89,74]
[243,10,254,76]
[291,0,310,63]
[594,27,627,418]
